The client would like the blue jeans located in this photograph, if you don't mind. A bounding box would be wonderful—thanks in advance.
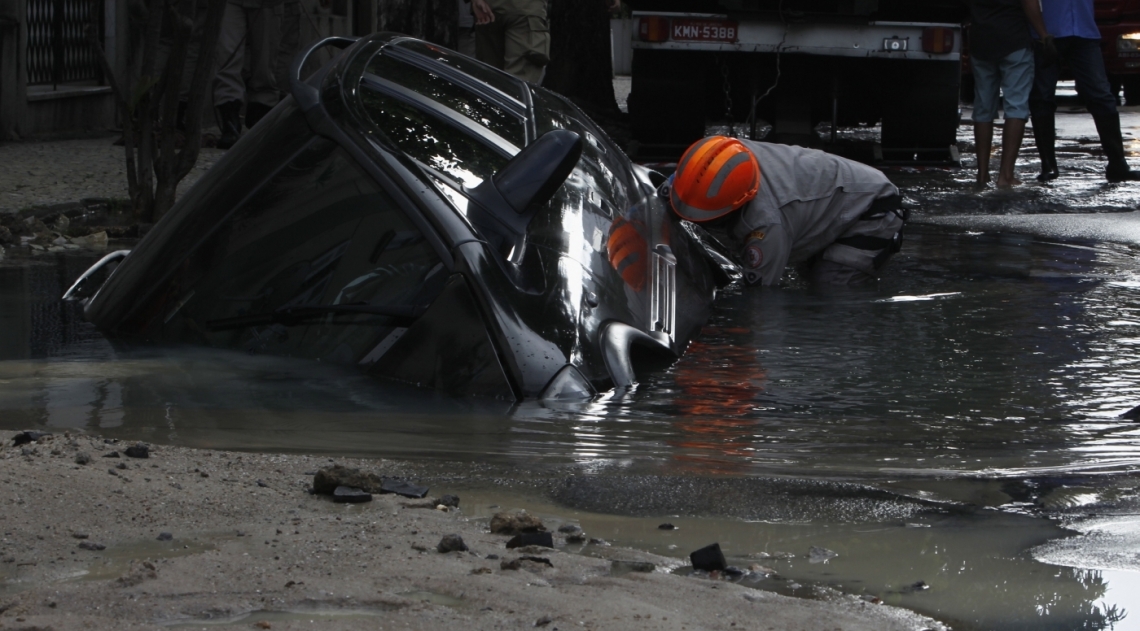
[1029,36,1118,121]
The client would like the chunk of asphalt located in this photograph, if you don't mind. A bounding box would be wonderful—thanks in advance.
[332,486,372,503]
[380,478,429,499]
[437,534,469,553]
[124,443,149,458]
[506,532,554,549]
[12,431,49,446]
[690,543,727,572]
[437,494,460,508]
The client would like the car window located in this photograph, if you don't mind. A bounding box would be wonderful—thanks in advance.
[366,53,525,147]
[359,88,509,187]
[171,138,449,363]
[392,39,528,104]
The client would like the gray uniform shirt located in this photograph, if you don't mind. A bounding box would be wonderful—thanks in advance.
[730,140,898,286]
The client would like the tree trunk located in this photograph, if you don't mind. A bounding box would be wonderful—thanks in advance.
[544,0,619,114]
[376,0,458,49]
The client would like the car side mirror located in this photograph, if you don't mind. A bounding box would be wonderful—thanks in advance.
[466,129,583,261]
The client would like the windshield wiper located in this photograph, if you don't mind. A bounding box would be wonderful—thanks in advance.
[205,303,427,331]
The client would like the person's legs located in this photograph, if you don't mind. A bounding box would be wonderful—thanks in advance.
[996,48,1034,187]
[475,17,507,70]
[1029,39,1062,181]
[501,12,548,83]
[214,0,247,149]
[1067,36,1140,181]
[273,1,302,100]
[810,195,907,286]
[971,57,1002,185]
[243,5,279,129]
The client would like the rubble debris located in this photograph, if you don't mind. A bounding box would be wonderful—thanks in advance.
[437,494,460,508]
[157,532,173,541]
[490,511,545,536]
[501,556,553,571]
[380,478,429,499]
[506,532,554,549]
[75,452,91,465]
[904,580,931,593]
[556,524,581,534]
[535,615,553,627]
[124,443,150,458]
[12,431,49,446]
[690,543,727,572]
[78,542,106,551]
[658,523,677,530]
[437,534,469,553]
[311,465,428,498]
[102,451,120,458]
[332,486,372,504]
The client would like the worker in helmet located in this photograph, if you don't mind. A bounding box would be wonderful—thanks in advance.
[668,136,907,286]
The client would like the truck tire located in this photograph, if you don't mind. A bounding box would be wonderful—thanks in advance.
[880,60,961,156]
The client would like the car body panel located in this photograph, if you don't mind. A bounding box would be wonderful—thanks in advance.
[80,33,729,400]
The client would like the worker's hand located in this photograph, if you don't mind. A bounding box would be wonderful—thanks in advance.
[1040,34,1060,64]
[472,0,494,25]
[608,0,621,11]
[607,216,648,291]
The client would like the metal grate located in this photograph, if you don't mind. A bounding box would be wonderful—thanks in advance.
[27,0,105,87]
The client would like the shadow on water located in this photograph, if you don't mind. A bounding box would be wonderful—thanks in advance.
[2,224,1140,630]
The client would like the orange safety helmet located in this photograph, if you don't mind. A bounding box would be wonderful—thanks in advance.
[670,136,761,223]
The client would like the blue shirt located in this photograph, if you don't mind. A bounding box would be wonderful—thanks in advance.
[1041,0,1101,39]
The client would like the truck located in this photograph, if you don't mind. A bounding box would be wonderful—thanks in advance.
[624,1,966,162]
[1097,0,1140,104]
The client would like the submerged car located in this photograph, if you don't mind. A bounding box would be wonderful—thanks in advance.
[68,34,736,400]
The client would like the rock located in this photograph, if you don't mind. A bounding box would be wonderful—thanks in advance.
[690,543,727,572]
[556,524,581,534]
[588,538,609,546]
[332,486,372,503]
[808,546,838,564]
[78,542,106,551]
[102,451,120,458]
[312,465,385,495]
[156,532,173,541]
[72,533,89,539]
[565,534,586,544]
[490,511,545,536]
[12,431,49,446]
[658,523,677,530]
[437,494,460,508]
[611,560,655,573]
[860,595,882,604]
[380,478,429,499]
[506,532,554,549]
[75,452,91,465]
[437,534,469,553]
[535,615,553,627]
[124,443,149,458]
[115,462,128,470]
[257,480,268,488]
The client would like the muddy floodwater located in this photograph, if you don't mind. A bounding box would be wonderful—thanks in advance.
[3,96,1140,629]
[3,219,1138,631]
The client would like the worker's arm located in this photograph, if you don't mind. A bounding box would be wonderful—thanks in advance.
[472,0,494,24]
[1022,0,1050,39]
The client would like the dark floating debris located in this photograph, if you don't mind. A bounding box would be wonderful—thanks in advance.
[506,532,554,549]
[311,465,428,499]
[437,494,460,508]
[1121,404,1140,420]
[77,542,106,551]
[156,532,173,541]
[611,559,655,573]
[690,543,727,572]
[658,523,677,530]
[332,486,372,503]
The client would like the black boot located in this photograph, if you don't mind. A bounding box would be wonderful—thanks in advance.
[216,100,243,150]
[1031,111,1060,182]
[245,102,273,130]
[1093,111,1140,182]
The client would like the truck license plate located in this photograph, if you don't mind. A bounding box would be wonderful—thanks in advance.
[671,19,739,43]
[883,37,909,51]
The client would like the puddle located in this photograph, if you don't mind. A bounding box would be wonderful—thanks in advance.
[75,536,217,583]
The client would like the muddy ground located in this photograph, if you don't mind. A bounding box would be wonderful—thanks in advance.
[0,430,943,631]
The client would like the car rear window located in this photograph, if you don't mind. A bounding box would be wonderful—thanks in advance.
[392,39,528,104]
[359,89,509,187]
[366,53,525,147]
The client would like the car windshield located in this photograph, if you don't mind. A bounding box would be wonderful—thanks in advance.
[365,52,525,147]
[392,39,528,104]
[359,88,509,187]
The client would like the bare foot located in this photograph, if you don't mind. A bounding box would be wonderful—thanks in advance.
[976,171,991,186]
[996,176,1022,189]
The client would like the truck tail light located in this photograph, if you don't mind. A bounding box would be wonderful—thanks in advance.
[1118,32,1140,52]
[639,16,671,43]
[922,27,954,54]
